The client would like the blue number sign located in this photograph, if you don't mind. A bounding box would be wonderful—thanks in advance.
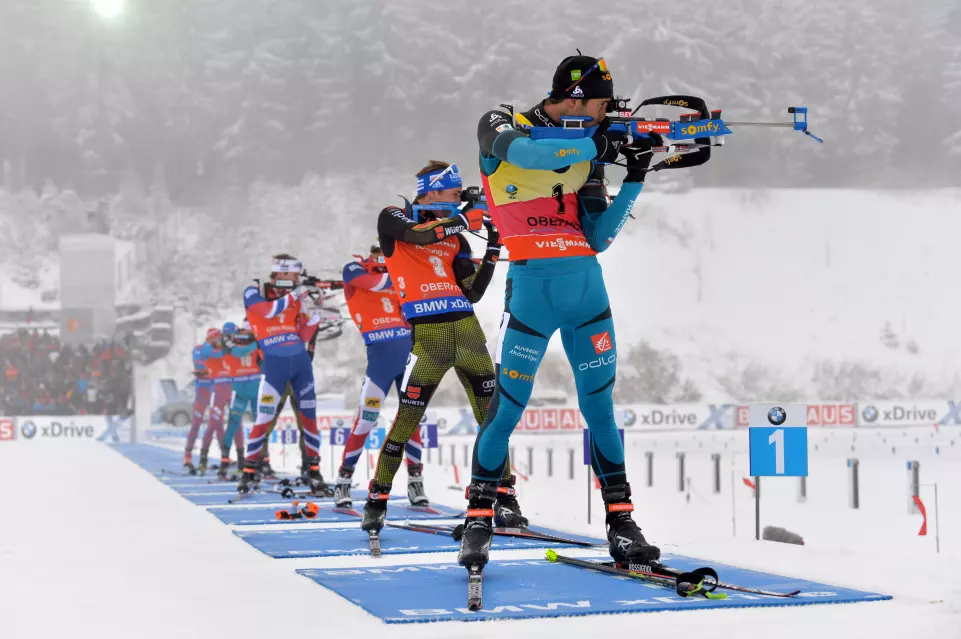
[419,423,439,449]
[365,427,386,451]
[330,426,351,447]
[748,404,808,477]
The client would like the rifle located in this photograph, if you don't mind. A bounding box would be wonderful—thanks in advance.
[301,272,345,292]
[506,94,822,172]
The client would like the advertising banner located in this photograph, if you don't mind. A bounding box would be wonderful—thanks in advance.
[2,415,134,443]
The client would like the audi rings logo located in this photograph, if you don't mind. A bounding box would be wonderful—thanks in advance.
[21,421,37,439]
[861,405,879,423]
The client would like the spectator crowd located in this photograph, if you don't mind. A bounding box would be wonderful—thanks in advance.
[1,329,133,416]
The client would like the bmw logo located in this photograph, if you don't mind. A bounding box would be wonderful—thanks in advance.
[767,407,787,426]
[862,405,878,423]
[21,421,37,439]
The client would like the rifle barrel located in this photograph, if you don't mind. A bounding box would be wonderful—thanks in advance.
[725,121,795,128]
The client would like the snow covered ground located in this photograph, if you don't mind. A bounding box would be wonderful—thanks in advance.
[3,426,959,638]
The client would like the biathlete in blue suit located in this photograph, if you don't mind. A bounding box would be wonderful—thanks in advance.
[459,54,666,571]
[221,320,261,479]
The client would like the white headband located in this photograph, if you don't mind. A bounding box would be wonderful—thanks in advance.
[271,258,302,273]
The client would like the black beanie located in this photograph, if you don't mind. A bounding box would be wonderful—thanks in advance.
[549,55,613,100]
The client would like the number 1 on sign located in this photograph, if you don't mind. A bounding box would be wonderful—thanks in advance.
[768,429,784,474]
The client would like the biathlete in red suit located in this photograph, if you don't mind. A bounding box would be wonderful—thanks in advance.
[332,243,427,509]
[238,254,327,495]
[183,328,226,474]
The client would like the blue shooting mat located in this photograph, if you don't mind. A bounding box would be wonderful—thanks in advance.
[111,443,298,481]
[209,501,464,526]
[156,475,235,484]
[110,443,189,472]
[165,478,325,495]
[156,474,300,489]
[236,525,602,558]
[182,489,363,506]
[297,555,892,623]
[165,482,245,494]
[155,472,298,483]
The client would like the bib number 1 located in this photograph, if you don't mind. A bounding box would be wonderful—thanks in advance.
[553,183,565,213]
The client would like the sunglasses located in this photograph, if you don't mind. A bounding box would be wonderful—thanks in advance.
[565,57,608,94]
[428,163,459,188]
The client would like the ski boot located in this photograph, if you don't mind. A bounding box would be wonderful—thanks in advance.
[217,457,230,480]
[260,457,277,480]
[361,481,392,533]
[602,483,661,565]
[493,476,528,529]
[298,457,312,486]
[305,456,328,496]
[183,454,197,476]
[236,463,261,494]
[457,481,498,569]
[407,463,430,507]
[333,467,354,508]
[197,452,208,476]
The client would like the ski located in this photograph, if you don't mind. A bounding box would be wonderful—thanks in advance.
[403,504,444,515]
[466,564,484,611]
[546,550,726,599]
[207,475,238,483]
[159,468,197,477]
[449,524,603,548]
[632,562,801,598]
[493,526,603,547]
[331,507,363,518]
[367,530,382,557]
[269,486,325,499]
[385,522,456,536]
[227,488,261,504]
[262,476,299,484]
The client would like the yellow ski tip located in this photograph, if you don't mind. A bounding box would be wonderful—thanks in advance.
[545,549,558,562]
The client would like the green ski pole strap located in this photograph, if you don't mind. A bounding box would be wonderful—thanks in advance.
[673,567,726,599]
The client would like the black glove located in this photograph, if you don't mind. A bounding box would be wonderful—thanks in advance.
[483,218,501,248]
[483,218,502,262]
[621,134,662,183]
[591,118,627,164]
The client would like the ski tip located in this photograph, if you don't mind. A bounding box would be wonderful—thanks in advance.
[545,549,558,562]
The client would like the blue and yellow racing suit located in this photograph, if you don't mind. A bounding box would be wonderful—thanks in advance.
[471,101,642,487]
